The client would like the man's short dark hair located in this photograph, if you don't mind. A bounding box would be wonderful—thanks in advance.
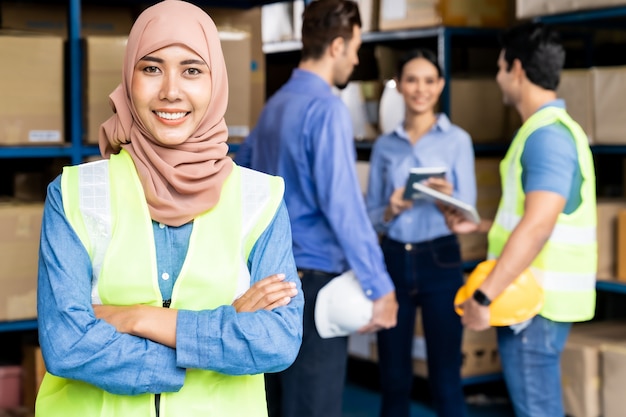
[300,0,361,61]
[499,22,565,91]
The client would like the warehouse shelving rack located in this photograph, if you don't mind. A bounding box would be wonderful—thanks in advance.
[3,4,626,387]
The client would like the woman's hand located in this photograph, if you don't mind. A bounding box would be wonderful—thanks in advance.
[93,304,143,335]
[384,187,413,222]
[232,273,298,313]
[424,177,453,196]
[439,203,493,234]
[93,304,177,348]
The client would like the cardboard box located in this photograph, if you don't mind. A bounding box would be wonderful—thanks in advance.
[458,158,501,261]
[596,199,626,279]
[412,309,500,378]
[601,342,626,417]
[450,78,508,144]
[203,7,265,127]
[0,2,134,37]
[516,0,626,19]
[557,69,594,144]
[0,33,64,145]
[592,66,626,145]
[562,320,626,417]
[412,339,500,378]
[350,309,500,379]
[379,0,509,31]
[0,202,43,321]
[562,339,602,417]
[220,30,252,141]
[83,36,127,144]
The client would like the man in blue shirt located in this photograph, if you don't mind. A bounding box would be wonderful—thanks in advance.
[235,1,397,416]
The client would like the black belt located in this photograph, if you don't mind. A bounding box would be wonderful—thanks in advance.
[297,268,340,279]
[382,234,457,252]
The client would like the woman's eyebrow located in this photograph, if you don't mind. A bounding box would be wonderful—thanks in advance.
[181,59,207,66]
[139,55,163,63]
[139,56,206,67]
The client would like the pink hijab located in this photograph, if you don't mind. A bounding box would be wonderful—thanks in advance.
[99,0,233,227]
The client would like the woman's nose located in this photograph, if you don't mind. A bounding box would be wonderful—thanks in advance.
[159,73,181,101]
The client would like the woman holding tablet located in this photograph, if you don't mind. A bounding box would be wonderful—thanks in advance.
[366,48,477,417]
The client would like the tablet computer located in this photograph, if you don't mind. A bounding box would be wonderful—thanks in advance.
[411,182,481,224]
[402,167,447,200]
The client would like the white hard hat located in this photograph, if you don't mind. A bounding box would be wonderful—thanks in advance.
[314,270,373,339]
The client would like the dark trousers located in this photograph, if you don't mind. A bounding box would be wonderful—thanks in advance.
[266,269,348,417]
[377,235,467,417]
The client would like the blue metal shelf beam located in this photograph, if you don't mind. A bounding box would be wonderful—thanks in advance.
[0,319,38,333]
[537,6,626,24]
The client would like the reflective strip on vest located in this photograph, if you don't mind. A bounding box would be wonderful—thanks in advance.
[493,211,596,246]
[76,160,110,305]
[530,268,596,292]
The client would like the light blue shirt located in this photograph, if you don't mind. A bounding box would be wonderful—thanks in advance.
[366,114,477,243]
[235,68,393,300]
[37,175,303,396]
[521,99,581,214]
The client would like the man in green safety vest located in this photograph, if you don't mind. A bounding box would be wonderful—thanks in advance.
[444,22,597,417]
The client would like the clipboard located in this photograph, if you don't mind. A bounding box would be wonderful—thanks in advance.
[402,167,447,200]
[412,182,481,224]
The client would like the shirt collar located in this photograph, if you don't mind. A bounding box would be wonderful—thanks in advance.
[393,113,452,141]
[291,68,332,93]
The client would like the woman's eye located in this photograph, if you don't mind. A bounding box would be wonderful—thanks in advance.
[144,66,159,73]
[186,68,201,76]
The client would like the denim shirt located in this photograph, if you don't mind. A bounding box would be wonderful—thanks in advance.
[366,114,477,244]
[37,175,303,395]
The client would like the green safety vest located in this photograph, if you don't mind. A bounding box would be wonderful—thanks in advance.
[487,106,597,322]
[36,150,284,417]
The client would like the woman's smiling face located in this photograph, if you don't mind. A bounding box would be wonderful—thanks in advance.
[131,44,212,146]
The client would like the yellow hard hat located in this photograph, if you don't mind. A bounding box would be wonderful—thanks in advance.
[454,259,544,327]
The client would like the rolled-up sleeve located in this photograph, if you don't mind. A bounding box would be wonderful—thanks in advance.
[38,177,185,395]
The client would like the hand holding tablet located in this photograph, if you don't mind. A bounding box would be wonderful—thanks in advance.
[402,167,447,200]
[411,182,481,224]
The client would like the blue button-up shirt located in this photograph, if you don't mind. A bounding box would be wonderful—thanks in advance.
[366,114,477,243]
[37,175,303,395]
[235,68,393,300]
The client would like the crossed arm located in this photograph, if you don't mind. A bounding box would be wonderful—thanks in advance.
[93,273,298,348]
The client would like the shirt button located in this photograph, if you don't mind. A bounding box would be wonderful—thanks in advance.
[159,223,165,229]
[405,243,413,251]
[161,272,170,280]
[365,289,373,296]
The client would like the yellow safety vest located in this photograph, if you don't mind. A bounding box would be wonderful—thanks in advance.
[36,150,284,417]
[487,106,597,322]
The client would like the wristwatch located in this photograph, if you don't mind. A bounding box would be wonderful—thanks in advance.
[472,289,492,306]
